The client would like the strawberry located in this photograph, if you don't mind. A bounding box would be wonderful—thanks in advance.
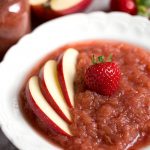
[110,0,137,15]
[84,55,121,96]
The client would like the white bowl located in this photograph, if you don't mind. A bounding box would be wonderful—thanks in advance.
[0,12,150,150]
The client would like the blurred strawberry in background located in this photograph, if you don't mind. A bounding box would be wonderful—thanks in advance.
[110,0,137,15]
[110,0,150,18]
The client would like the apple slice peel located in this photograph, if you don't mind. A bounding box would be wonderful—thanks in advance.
[57,48,79,108]
[26,76,72,136]
[29,0,92,21]
[39,60,72,123]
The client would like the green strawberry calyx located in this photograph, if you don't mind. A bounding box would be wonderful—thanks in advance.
[92,54,113,65]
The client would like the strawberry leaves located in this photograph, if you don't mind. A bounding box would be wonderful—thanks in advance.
[92,54,113,64]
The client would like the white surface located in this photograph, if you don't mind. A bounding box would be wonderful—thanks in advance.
[0,12,150,150]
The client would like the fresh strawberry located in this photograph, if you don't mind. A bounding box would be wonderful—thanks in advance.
[84,55,121,96]
[110,0,137,15]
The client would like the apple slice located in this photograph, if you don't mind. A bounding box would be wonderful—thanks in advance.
[50,0,92,15]
[26,76,72,136]
[30,0,92,21]
[57,48,79,108]
[39,60,71,123]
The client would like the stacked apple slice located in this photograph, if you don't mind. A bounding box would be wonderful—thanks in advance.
[57,48,79,108]
[25,48,79,136]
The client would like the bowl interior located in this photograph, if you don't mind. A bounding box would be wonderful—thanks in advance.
[0,12,150,150]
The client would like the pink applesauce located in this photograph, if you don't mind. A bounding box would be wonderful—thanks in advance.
[20,40,150,150]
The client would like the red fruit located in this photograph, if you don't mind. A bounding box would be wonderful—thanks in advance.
[84,56,121,96]
[110,0,137,15]
[110,0,119,11]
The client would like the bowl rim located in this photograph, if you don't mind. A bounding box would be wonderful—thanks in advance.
[0,12,150,150]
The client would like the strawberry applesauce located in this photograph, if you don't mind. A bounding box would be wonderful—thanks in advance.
[20,40,150,150]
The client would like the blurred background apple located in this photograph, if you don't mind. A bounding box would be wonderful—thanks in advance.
[30,0,92,21]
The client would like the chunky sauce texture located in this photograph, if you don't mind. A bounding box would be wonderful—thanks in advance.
[20,40,150,150]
